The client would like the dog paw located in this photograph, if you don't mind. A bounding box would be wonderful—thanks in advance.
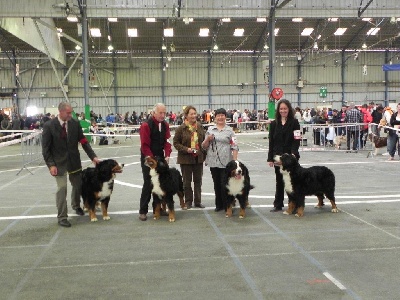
[90,218,98,222]
[103,216,111,220]
[295,213,304,217]
[314,205,323,209]
[169,218,175,222]
[239,215,244,219]
[331,208,339,213]
[283,211,290,215]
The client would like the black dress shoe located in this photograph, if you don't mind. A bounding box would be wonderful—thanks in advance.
[270,207,283,212]
[58,219,71,227]
[194,203,205,208]
[75,207,85,216]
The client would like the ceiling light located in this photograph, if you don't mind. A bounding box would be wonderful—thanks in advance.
[264,44,269,50]
[146,18,156,22]
[313,42,318,49]
[199,28,209,37]
[108,45,114,51]
[108,18,118,22]
[213,44,219,50]
[107,35,111,41]
[67,16,78,22]
[301,28,314,36]
[170,43,175,52]
[90,28,101,37]
[221,18,231,22]
[334,28,347,35]
[274,28,279,36]
[233,28,244,36]
[292,18,303,22]
[164,28,174,37]
[162,44,167,50]
[183,17,193,24]
[127,28,138,37]
[328,18,338,22]
[362,18,372,22]
[366,28,380,35]
[362,42,367,49]
[75,45,81,50]
[56,28,62,33]
[317,34,321,40]
[257,17,267,22]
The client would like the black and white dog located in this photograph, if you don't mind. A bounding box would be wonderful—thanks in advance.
[273,153,338,217]
[225,160,254,218]
[81,159,124,222]
[145,156,185,222]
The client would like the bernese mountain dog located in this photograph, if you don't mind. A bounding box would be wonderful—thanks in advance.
[224,160,254,219]
[81,159,123,222]
[274,153,338,217]
[145,156,185,222]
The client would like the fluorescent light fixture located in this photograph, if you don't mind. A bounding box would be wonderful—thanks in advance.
[367,27,380,35]
[108,45,114,51]
[334,28,347,35]
[274,28,279,36]
[183,17,194,24]
[199,28,209,37]
[75,45,81,50]
[146,18,156,22]
[257,17,267,22]
[313,42,318,49]
[328,18,338,22]
[90,28,101,37]
[221,18,231,22]
[264,44,269,50]
[107,35,111,41]
[317,34,321,39]
[213,44,219,50]
[362,18,372,22]
[164,28,174,37]
[67,16,78,22]
[127,28,138,37]
[162,44,167,50]
[233,28,244,36]
[362,42,367,49]
[301,28,314,36]
[292,18,303,22]
[108,18,118,22]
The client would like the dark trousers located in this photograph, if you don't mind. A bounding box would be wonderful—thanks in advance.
[139,156,152,215]
[210,167,227,210]
[180,163,203,205]
[347,130,359,150]
[273,166,285,209]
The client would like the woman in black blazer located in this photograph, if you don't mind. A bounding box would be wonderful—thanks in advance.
[267,99,301,212]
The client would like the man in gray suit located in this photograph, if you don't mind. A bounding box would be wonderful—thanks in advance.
[42,102,100,227]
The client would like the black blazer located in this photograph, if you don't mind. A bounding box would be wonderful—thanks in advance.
[42,117,96,175]
[267,118,300,162]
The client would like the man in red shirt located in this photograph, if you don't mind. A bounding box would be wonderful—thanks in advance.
[138,103,172,221]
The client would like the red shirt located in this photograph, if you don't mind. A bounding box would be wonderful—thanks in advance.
[140,117,172,158]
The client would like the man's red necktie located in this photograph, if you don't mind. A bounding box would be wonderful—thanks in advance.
[61,122,67,139]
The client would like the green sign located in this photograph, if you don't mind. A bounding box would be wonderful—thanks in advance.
[319,86,327,98]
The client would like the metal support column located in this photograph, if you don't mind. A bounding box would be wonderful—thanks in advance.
[81,0,90,106]
[384,50,389,107]
[341,50,346,105]
[207,50,212,108]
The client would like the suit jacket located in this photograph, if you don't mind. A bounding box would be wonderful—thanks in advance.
[42,117,96,175]
[267,118,300,162]
[173,121,206,164]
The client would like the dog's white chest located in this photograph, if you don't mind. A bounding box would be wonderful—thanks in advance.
[99,178,114,200]
[150,169,165,197]
[227,177,244,196]
[281,170,294,194]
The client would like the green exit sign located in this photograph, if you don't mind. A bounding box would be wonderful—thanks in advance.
[319,86,327,98]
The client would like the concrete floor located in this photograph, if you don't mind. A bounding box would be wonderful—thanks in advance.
[1,130,400,300]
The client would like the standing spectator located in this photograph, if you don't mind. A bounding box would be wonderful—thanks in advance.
[267,99,301,212]
[42,102,100,227]
[371,105,384,135]
[173,105,206,209]
[1,114,11,139]
[138,103,172,221]
[202,108,238,212]
[360,104,372,148]
[344,102,362,152]
[387,103,400,161]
